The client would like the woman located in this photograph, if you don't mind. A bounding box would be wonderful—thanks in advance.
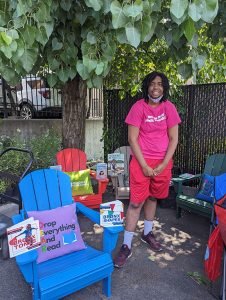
[114,71,181,268]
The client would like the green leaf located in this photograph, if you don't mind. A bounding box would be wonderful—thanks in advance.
[20,49,37,72]
[35,27,48,46]
[188,3,201,22]
[178,63,192,79]
[76,60,89,80]
[47,73,58,87]
[103,0,111,14]
[165,31,173,46]
[201,0,218,23]
[0,10,8,26]
[170,0,188,19]
[83,56,97,73]
[87,78,93,88]
[12,39,24,63]
[140,15,153,41]
[125,23,141,48]
[87,32,97,45]
[84,0,103,11]
[143,17,157,42]
[1,32,12,46]
[2,67,15,82]
[9,40,17,52]
[60,0,72,11]
[95,62,105,75]
[48,57,60,70]
[116,29,128,43]
[21,26,36,45]
[75,12,88,25]
[206,0,218,10]
[58,68,69,83]
[110,0,128,29]
[41,22,54,38]
[68,67,77,80]
[151,0,163,12]
[7,29,19,40]
[13,16,27,29]
[193,54,207,69]
[92,75,103,88]
[0,44,12,59]
[123,1,143,18]
[16,0,31,17]
[101,39,116,59]
[52,38,63,51]
[183,18,196,42]
[34,2,50,23]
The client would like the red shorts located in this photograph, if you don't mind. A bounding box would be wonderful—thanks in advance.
[130,157,173,204]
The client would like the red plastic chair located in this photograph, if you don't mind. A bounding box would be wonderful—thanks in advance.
[56,148,109,208]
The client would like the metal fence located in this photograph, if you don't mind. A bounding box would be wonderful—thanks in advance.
[104,83,226,174]
[0,76,103,119]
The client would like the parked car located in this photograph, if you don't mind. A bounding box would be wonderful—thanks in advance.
[16,76,62,119]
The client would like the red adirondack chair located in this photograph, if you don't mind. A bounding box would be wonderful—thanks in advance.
[56,148,109,208]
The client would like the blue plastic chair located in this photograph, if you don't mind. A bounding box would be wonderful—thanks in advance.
[12,169,123,299]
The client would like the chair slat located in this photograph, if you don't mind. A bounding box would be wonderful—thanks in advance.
[57,148,87,172]
[204,154,226,176]
[19,172,39,211]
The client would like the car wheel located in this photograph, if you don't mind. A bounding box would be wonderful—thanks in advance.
[20,104,33,119]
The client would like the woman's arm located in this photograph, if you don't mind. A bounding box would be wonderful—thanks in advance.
[153,125,179,175]
[128,125,154,176]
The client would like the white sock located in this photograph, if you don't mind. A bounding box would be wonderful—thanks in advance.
[144,220,153,235]
[123,230,134,249]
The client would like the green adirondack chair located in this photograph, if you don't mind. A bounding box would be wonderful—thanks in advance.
[173,154,226,219]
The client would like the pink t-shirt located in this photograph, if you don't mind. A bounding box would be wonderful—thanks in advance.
[125,99,181,159]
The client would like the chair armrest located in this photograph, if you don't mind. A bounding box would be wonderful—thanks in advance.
[76,202,123,254]
[12,209,26,224]
[90,170,109,194]
[16,249,38,265]
[172,174,201,195]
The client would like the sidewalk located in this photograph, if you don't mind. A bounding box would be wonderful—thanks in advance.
[0,194,221,300]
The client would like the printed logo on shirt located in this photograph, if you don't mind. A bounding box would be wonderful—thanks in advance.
[145,113,166,123]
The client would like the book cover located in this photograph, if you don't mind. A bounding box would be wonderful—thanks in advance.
[7,218,41,258]
[100,200,124,227]
[107,153,124,175]
[96,163,108,179]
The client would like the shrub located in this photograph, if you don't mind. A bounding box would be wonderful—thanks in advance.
[0,129,62,194]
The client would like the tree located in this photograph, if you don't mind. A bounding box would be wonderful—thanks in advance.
[0,0,222,148]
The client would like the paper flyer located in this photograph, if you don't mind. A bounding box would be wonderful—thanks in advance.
[100,200,124,227]
[7,218,41,258]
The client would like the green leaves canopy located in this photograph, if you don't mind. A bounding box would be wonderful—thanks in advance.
[0,0,222,86]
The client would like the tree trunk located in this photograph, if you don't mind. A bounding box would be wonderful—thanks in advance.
[62,75,87,149]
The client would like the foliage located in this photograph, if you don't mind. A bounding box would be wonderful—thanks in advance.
[0,130,61,193]
[0,0,222,88]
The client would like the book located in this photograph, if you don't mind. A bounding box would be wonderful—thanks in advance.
[100,200,124,227]
[96,163,108,179]
[107,153,124,175]
[179,173,195,179]
[7,218,41,258]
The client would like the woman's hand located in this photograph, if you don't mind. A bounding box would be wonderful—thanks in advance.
[153,163,166,176]
[142,165,155,177]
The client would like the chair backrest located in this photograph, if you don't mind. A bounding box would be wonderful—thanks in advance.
[19,169,73,212]
[114,146,131,187]
[204,154,226,176]
[56,148,87,172]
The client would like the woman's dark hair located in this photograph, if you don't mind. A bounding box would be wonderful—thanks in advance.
[141,71,170,103]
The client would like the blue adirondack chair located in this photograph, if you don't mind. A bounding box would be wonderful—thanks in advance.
[12,169,123,300]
